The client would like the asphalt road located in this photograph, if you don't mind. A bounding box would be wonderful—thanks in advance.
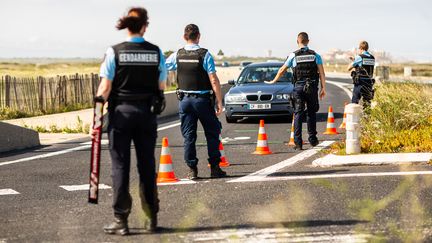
[1,78,432,242]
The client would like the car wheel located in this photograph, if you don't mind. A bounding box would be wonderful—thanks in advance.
[225,116,238,123]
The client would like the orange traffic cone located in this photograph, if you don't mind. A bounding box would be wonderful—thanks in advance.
[323,106,339,135]
[218,134,230,167]
[208,134,231,167]
[253,119,272,155]
[288,115,295,146]
[339,102,348,129]
[157,137,179,184]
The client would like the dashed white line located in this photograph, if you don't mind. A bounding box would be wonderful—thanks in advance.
[0,189,20,195]
[60,184,111,191]
[228,141,334,183]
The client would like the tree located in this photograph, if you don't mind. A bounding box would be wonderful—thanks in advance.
[217,49,224,56]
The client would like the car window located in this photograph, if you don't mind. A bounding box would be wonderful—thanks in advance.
[237,66,293,83]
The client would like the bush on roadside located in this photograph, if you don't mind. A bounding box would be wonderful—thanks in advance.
[360,82,432,153]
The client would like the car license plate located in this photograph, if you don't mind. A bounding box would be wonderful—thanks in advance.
[249,104,271,110]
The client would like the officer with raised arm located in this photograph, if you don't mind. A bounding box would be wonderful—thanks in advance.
[266,32,326,150]
[348,40,375,109]
[166,24,227,179]
[93,7,167,235]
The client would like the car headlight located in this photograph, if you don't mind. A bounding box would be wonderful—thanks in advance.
[276,94,290,100]
[225,94,246,103]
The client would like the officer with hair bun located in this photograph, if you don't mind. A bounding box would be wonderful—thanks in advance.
[166,24,227,180]
[93,7,167,235]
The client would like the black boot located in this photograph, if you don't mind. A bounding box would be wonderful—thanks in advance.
[187,165,198,180]
[144,211,158,233]
[104,216,129,236]
[309,137,319,147]
[294,143,303,150]
[210,164,227,178]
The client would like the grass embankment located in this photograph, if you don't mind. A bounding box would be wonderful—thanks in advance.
[331,82,432,153]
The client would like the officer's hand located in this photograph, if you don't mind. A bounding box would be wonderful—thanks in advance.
[215,102,223,116]
[319,88,326,100]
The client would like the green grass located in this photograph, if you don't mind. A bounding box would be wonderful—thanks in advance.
[329,82,432,153]
[24,116,90,134]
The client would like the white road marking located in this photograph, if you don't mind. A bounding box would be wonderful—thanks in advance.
[221,136,251,143]
[0,189,20,195]
[0,121,182,167]
[80,140,109,145]
[326,80,353,98]
[182,227,371,242]
[0,145,91,167]
[157,178,196,186]
[60,184,111,191]
[228,141,334,183]
[313,153,432,167]
[244,171,432,182]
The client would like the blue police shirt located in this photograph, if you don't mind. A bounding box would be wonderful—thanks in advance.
[165,44,216,94]
[352,51,372,67]
[284,46,323,68]
[100,37,167,83]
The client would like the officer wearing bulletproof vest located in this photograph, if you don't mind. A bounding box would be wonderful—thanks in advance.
[93,7,167,235]
[266,32,326,150]
[348,40,375,109]
[166,24,227,179]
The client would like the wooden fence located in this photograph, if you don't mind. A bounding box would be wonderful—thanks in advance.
[0,74,100,114]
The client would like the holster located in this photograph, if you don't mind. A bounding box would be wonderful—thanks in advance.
[210,92,216,108]
[150,90,166,115]
[175,89,184,101]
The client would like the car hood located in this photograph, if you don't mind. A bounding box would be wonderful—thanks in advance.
[227,83,293,95]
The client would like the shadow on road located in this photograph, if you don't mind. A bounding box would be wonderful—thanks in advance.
[128,219,368,235]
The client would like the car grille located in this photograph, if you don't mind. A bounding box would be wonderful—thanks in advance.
[246,95,258,101]
[260,95,272,101]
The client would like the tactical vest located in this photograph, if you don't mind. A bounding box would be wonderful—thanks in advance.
[176,48,212,91]
[110,41,160,101]
[357,53,375,78]
[292,49,319,82]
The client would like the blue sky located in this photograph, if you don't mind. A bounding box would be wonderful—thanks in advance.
[0,0,431,61]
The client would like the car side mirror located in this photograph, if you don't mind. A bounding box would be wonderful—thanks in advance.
[228,80,235,85]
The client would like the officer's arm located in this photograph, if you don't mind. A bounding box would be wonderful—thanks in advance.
[96,78,112,102]
[208,73,223,116]
[265,65,288,84]
[317,64,326,99]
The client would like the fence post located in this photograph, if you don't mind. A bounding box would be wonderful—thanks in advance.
[5,75,10,107]
[38,76,45,112]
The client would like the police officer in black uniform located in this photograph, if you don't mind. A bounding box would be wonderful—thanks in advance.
[166,24,226,179]
[266,32,326,150]
[93,7,167,235]
[348,40,375,109]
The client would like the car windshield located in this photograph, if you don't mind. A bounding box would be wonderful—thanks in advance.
[237,66,293,84]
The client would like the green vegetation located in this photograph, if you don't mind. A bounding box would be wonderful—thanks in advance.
[361,82,432,153]
[24,116,90,134]
[329,82,432,153]
[0,61,99,77]
[0,103,93,120]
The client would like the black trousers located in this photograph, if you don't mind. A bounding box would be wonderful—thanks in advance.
[293,83,319,145]
[352,79,374,108]
[108,102,158,219]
